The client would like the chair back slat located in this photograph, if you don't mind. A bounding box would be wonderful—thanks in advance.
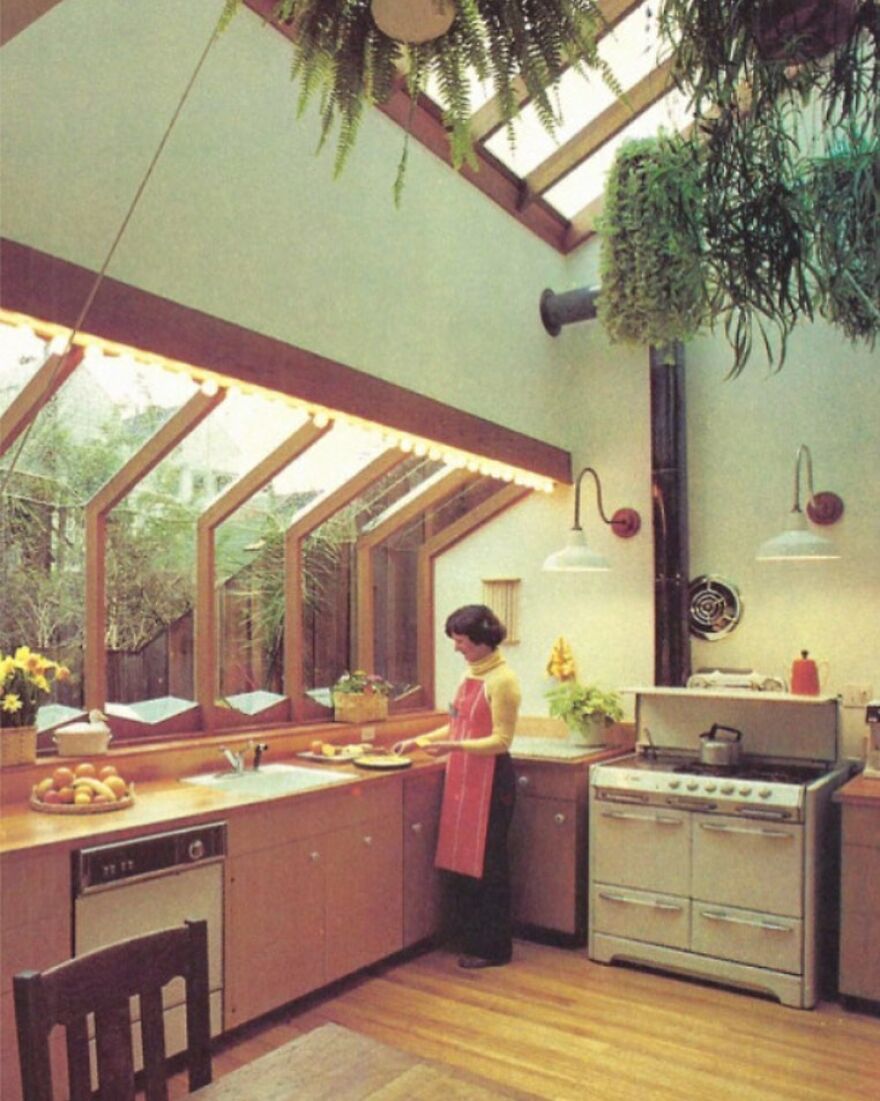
[13,919,212,1101]
[94,1002,137,1100]
[141,987,170,1101]
[67,1015,95,1101]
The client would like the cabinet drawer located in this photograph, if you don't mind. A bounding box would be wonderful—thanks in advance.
[692,903,803,974]
[842,804,880,849]
[513,763,580,801]
[591,883,689,950]
[591,803,691,895]
[692,815,802,917]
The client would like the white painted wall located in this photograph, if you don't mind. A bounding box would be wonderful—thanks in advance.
[0,0,575,443]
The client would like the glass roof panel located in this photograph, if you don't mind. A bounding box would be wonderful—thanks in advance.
[483,1,666,177]
[542,87,693,220]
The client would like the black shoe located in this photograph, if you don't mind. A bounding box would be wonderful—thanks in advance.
[457,955,510,969]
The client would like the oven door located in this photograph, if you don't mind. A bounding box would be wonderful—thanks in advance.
[592,802,691,895]
[692,812,803,917]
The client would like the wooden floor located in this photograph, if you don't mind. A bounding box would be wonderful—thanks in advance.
[172,941,879,1100]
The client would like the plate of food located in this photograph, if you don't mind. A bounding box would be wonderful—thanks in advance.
[353,753,412,770]
[298,741,366,763]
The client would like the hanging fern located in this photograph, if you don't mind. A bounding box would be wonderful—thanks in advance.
[223,1,619,198]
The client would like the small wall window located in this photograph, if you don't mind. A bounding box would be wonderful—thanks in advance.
[481,578,521,644]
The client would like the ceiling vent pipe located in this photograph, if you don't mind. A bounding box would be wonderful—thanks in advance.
[540,286,599,337]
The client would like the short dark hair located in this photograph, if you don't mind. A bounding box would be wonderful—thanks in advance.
[444,604,507,648]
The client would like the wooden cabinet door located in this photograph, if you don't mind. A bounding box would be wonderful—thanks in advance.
[510,794,580,934]
[323,812,403,983]
[225,838,324,1028]
[402,770,444,946]
[1,850,71,1101]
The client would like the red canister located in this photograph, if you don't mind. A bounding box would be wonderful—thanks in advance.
[791,651,820,696]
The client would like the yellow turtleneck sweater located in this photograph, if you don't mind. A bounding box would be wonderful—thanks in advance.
[415,650,520,756]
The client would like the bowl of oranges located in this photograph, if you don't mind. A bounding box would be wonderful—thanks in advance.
[30,762,134,814]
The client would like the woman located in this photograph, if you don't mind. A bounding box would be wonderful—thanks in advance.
[395,604,520,968]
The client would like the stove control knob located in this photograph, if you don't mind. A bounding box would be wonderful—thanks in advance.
[721,783,735,794]
[669,779,680,789]
[704,782,717,793]
[739,785,752,796]
[759,787,772,799]
[687,781,699,791]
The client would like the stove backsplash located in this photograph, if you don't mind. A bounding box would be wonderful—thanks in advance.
[629,689,840,764]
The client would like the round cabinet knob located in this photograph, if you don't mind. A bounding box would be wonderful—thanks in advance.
[363,835,373,846]
[517,775,531,788]
[310,851,320,863]
[411,822,423,834]
[554,813,566,826]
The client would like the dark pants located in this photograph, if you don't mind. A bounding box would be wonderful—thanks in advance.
[443,753,516,962]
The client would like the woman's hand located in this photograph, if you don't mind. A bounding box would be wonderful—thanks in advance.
[392,738,416,756]
[420,739,456,756]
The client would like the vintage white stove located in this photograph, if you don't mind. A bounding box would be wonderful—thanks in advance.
[588,688,852,1008]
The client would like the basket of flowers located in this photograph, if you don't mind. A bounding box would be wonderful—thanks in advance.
[331,671,393,724]
[1,647,71,766]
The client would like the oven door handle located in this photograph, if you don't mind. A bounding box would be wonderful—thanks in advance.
[599,891,683,913]
[698,822,793,839]
[700,910,793,933]
[601,810,683,825]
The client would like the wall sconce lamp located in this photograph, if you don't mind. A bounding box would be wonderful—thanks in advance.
[542,466,641,572]
[756,444,844,561]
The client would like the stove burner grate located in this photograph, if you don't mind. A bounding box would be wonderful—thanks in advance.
[672,761,826,784]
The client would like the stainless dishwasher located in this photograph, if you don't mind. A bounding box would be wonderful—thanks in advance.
[72,822,227,1064]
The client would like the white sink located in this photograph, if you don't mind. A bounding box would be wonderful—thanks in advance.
[180,762,356,797]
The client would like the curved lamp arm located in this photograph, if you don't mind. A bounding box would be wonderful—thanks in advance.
[573,467,641,538]
[792,445,844,525]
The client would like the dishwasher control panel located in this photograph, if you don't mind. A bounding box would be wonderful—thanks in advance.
[73,822,227,895]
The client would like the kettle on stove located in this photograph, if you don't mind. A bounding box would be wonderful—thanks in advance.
[790,650,824,696]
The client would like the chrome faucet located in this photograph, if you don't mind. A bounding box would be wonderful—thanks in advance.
[220,744,248,774]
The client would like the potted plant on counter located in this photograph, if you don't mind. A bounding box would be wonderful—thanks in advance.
[331,670,393,723]
[0,647,71,766]
[545,679,623,747]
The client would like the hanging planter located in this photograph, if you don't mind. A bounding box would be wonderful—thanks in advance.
[596,133,708,348]
[752,0,861,61]
[809,136,880,344]
[222,1,620,197]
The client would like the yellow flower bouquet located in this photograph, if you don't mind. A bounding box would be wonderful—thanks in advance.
[1,646,71,729]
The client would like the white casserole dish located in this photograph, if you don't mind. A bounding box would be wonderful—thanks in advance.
[52,722,113,756]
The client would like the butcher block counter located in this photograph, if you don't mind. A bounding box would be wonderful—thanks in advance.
[835,773,880,1006]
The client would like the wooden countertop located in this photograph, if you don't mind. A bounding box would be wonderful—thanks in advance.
[834,772,880,808]
[0,717,634,858]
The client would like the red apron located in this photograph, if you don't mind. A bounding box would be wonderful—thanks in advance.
[434,676,497,878]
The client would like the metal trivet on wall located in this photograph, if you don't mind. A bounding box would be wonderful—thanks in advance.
[688,575,743,640]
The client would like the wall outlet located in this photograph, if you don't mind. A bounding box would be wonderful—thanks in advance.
[841,684,873,708]
[361,725,376,743]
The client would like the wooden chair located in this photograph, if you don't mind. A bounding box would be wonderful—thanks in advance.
[13,918,212,1101]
